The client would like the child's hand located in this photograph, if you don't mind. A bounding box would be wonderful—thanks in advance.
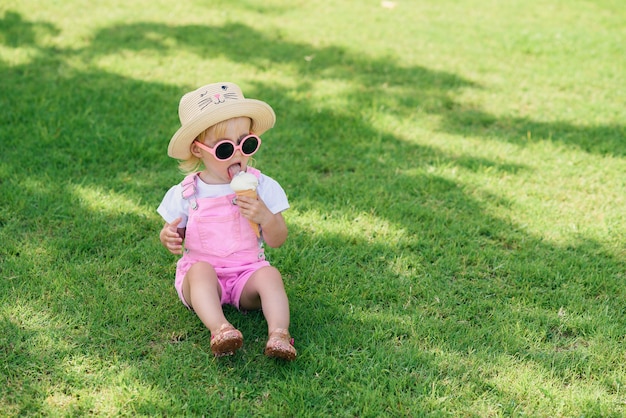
[236,196,288,248]
[235,195,272,227]
[160,217,184,255]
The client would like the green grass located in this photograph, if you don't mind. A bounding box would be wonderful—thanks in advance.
[1,0,625,416]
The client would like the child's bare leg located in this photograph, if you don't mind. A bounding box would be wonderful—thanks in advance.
[240,266,296,360]
[240,266,290,333]
[183,262,242,356]
[183,262,227,332]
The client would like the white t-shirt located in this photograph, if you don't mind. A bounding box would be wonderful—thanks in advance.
[157,172,289,228]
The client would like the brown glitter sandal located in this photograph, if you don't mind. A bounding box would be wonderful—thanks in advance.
[264,328,297,361]
[210,324,243,357]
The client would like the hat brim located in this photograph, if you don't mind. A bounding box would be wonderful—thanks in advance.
[168,99,275,160]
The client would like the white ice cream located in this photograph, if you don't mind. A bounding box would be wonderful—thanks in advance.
[230,171,258,192]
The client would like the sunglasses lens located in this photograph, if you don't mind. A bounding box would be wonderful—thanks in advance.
[241,136,259,155]
[215,142,235,160]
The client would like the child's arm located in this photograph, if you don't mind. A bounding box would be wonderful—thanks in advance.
[259,212,288,248]
[160,217,185,255]
[236,196,288,248]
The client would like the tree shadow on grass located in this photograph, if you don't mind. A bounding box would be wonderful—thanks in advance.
[86,21,626,158]
[1,10,625,415]
[0,10,59,47]
[441,105,626,157]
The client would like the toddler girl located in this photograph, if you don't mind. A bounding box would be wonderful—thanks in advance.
[157,82,296,360]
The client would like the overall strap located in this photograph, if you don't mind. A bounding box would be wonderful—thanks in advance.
[181,173,199,210]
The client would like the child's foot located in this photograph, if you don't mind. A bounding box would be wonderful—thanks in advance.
[210,324,243,357]
[264,328,296,361]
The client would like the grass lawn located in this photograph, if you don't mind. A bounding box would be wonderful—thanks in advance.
[1,0,625,416]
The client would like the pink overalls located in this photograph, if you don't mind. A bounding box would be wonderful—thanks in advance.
[174,167,269,309]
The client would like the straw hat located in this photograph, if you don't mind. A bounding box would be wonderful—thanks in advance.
[168,82,276,159]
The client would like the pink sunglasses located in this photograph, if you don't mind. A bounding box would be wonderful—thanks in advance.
[194,134,262,161]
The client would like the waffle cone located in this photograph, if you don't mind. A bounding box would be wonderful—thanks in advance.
[235,189,260,237]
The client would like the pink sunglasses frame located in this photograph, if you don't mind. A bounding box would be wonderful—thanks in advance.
[194,134,262,161]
